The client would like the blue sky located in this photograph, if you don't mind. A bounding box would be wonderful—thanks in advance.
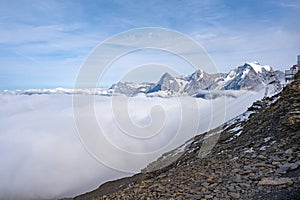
[0,0,299,90]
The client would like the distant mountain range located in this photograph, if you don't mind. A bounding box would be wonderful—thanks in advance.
[2,62,284,99]
[111,62,283,98]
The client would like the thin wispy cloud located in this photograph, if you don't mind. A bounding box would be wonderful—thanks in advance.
[278,2,299,8]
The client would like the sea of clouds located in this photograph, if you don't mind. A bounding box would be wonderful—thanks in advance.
[0,90,264,199]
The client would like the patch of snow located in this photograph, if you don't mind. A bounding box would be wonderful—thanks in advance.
[238,112,251,121]
[231,156,239,161]
[270,140,276,145]
[225,130,242,142]
[264,137,272,142]
[225,137,234,142]
[235,130,242,137]
[224,70,236,82]
[241,68,250,79]
[244,147,254,153]
[263,65,271,71]
[200,71,204,79]
[259,146,268,151]
[224,111,251,129]
[217,150,224,155]
[228,125,243,133]
[268,95,281,105]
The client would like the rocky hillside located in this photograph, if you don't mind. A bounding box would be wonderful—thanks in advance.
[74,72,299,200]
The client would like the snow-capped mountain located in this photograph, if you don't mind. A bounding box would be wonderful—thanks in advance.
[211,62,275,90]
[183,70,226,95]
[110,62,281,98]
[129,62,281,98]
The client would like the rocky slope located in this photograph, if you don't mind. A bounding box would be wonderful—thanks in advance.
[74,71,299,200]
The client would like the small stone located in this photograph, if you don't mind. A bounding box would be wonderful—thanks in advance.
[228,192,240,199]
[244,165,252,170]
[234,174,242,183]
[190,189,196,193]
[213,189,220,194]
[209,183,218,189]
[272,161,281,166]
[227,185,235,192]
[232,169,241,173]
[235,185,241,191]
[204,194,214,199]
[277,162,299,174]
[251,154,257,158]
[272,156,282,162]
[240,170,251,175]
[287,162,299,170]
[140,182,147,189]
[258,177,293,186]
[257,155,266,160]
[285,149,293,154]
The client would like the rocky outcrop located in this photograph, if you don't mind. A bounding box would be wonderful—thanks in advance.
[74,73,299,200]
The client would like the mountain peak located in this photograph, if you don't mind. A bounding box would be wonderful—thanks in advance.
[221,62,278,91]
[189,69,204,81]
[159,72,174,83]
[245,62,272,74]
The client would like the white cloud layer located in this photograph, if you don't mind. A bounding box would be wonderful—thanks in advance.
[0,91,264,199]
